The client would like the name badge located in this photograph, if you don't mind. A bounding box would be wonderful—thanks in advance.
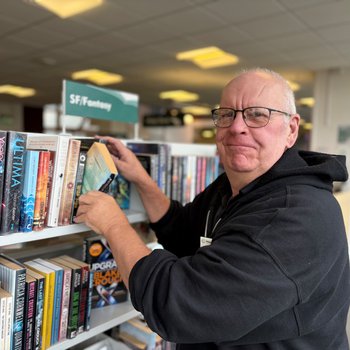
[200,236,212,247]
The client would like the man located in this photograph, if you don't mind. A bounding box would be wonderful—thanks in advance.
[75,68,350,349]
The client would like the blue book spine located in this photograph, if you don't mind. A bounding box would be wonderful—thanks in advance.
[52,269,63,344]
[19,150,39,232]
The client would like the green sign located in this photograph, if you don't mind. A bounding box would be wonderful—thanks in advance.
[63,80,139,123]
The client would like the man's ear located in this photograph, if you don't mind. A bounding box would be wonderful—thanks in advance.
[286,114,300,148]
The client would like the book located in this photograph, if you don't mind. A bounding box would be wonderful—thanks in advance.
[23,273,37,350]
[57,255,90,333]
[32,151,51,231]
[58,138,81,225]
[24,260,55,350]
[108,175,130,210]
[0,131,27,234]
[49,257,81,339]
[26,268,45,350]
[43,152,55,227]
[19,150,39,232]
[83,236,127,309]
[48,258,72,341]
[26,134,70,227]
[0,288,12,350]
[0,254,26,350]
[0,131,7,215]
[33,259,63,345]
[81,142,118,194]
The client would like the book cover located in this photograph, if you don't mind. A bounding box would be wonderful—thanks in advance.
[26,134,70,227]
[0,131,7,215]
[0,254,26,350]
[0,131,27,234]
[19,150,39,232]
[81,142,118,194]
[57,255,90,333]
[23,274,37,350]
[0,288,12,350]
[83,236,127,309]
[24,261,55,350]
[33,259,63,345]
[49,258,72,341]
[108,175,130,210]
[58,139,81,226]
[49,257,80,339]
[26,268,45,350]
[32,151,51,231]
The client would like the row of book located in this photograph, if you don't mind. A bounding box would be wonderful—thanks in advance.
[0,131,118,235]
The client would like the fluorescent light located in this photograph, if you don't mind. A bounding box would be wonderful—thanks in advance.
[159,90,199,102]
[182,105,212,115]
[71,69,123,85]
[0,85,36,98]
[297,97,315,107]
[287,80,300,92]
[176,46,239,69]
[28,0,103,19]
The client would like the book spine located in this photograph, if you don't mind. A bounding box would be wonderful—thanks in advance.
[46,136,69,227]
[58,139,81,226]
[0,131,7,214]
[13,269,26,350]
[58,269,71,341]
[33,277,44,350]
[1,131,27,234]
[67,267,81,339]
[4,295,12,350]
[19,151,39,232]
[71,148,88,221]
[78,265,89,333]
[43,152,55,227]
[0,295,6,349]
[32,151,50,231]
[24,279,37,350]
[85,270,93,331]
[51,270,63,345]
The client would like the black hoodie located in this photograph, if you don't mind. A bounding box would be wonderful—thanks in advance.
[129,148,350,349]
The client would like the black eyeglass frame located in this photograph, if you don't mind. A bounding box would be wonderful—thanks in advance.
[211,106,292,128]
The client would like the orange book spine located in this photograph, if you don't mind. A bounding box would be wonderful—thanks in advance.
[33,151,50,231]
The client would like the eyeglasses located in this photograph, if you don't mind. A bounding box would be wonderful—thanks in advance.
[211,107,291,128]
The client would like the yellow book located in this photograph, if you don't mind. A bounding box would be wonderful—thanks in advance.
[24,261,55,350]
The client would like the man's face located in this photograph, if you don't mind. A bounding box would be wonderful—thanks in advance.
[216,72,300,183]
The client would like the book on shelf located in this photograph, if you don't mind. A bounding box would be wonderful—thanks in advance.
[32,258,63,346]
[0,254,26,350]
[0,131,27,234]
[0,131,7,216]
[118,331,147,350]
[32,151,51,231]
[58,138,81,226]
[24,260,55,350]
[0,287,12,350]
[83,236,128,309]
[19,150,39,233]
[23,273,37,350]
[48,258,72,342]
[56,255,90,333]
[81,142,118,194]
[108,174,130,210]
[26,268,45,350]
[26,133,71,227]
[49,256,81,339]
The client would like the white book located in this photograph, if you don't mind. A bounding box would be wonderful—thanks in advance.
[26,133,70,227]
[0,288,12,350]
[0,288,7,349]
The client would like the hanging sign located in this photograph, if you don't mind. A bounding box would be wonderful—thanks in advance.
[62,80,139,123]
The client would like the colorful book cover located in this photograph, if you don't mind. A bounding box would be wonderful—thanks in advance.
[0,131,7,214]
[26,268,45,350]
[19,150,39,232]
[24,261,55,350]
[81,142,118,194]
[49,258,72,342]
[108,175,130,210]
[33,259,63,345]
[58,139,81,226]
[43,152,55,227]
[26,134,70,227]
[23,274,37,350]
[83,236,127,309]
[57,255,90,333]
[32,151,50,231]
[0,131,27,234]
[0,254,26,350]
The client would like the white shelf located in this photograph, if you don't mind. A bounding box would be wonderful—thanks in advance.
[0,210,147,247]
[48,301,139,350]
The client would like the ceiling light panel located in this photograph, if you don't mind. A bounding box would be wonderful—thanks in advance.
[71,69,123,85]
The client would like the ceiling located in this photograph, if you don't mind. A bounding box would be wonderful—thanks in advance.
[1,0,350,111]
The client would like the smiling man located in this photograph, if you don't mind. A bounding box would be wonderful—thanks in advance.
[76,68,350,349]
